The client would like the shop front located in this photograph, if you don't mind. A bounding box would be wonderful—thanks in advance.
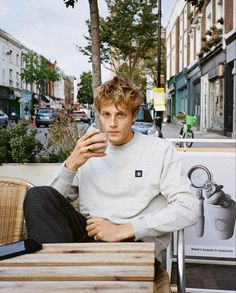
[225,31,236,138]
[20,91,33,119]
[187,62,201,130]
[0,87,21,117]
[201,47,226,135]
[0,86,10,113]
[175,71,188,115]
[167,76,176,122]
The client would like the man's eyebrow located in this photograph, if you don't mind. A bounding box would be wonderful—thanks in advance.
[116,109,127,114]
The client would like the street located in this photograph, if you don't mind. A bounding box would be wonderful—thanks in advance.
[33,122,235,150]
[161,123,235,149]
[34,123,89,147]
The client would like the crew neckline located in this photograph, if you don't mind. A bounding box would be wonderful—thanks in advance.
[107,131,140,151]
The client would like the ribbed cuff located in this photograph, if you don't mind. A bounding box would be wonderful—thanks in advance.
[57,163,77,182]
[131,218,150,240]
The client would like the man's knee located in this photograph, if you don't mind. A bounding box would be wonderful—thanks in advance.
[24,186,59,208]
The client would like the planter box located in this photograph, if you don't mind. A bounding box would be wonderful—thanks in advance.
[0,163,61,186]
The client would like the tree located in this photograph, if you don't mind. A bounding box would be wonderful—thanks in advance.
[64,0,101,97]
[21,51,62,105]
[77,71,93,105]
[80,0,158,82]
[141,39,166,87]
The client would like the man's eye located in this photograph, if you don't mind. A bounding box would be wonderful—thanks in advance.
[118,113,125,117]
[101,113,109,117]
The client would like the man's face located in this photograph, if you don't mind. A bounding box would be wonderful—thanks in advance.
[99,103,137,146]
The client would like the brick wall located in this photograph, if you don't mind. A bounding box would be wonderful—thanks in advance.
[225,0,233,33]
[176,17,180,74]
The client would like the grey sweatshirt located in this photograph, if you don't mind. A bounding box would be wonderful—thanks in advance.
[50,132,198,258]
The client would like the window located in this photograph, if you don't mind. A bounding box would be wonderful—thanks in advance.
[21,53,24,66]
[16,72,20,88]
[209,78,224,130]
[8,49,13,63]
[9,69,13,86]
[215,0,223,29]
[2,45,6,61]
[206,1,213,32]
[16,54,19,66]
[195,21,201,54]
[9,69,13,79]
[2,69,6,84]
[189,29,195,64]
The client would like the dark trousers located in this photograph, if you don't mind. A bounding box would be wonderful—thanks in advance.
[23,186,161,269]
[23,186,97,244]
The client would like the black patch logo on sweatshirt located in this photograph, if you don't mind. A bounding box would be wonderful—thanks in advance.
[135,170,143,177]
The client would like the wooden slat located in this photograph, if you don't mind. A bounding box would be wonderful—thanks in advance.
[0,252,154,267]
[0,265,154,281]
[0,281,153,293]
[39,242,155,254]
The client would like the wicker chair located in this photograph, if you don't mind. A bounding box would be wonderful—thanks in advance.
[0,177,34,245]
[0,176,186,292]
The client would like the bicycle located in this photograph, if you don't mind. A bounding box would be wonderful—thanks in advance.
[177,112,197,148]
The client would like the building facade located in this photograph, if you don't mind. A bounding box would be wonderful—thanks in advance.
[166,0,236,137]
[0,29,28,118]
[0,28,70,118]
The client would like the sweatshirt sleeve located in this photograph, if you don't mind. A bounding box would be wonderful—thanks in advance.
[49,163,79,202]
[132,143,198,240]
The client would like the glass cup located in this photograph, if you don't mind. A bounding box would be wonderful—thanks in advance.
[92,132,108,153]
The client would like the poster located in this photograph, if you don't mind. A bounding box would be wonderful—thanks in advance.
[177,151,236,259]
[152,87,166,111]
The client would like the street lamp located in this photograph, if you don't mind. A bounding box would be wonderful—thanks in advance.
[154,0,163,129]
[157,0,161,88]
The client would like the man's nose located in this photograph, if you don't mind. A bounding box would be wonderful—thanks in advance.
[110,116,117,127]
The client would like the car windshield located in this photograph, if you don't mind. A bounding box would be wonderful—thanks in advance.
[136,107,153,123]
[38,109,54,113]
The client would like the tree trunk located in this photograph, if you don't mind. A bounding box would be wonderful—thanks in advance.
[88,0,102,98]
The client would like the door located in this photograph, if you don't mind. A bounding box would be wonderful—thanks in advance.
[193,81,201,130]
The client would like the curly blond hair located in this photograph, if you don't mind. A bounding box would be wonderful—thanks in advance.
[95,76,143,114]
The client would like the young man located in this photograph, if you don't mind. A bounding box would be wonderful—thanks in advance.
[24,77,197,261]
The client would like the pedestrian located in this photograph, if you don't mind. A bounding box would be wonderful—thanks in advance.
[24,77,198,289]
[10,107,18,123]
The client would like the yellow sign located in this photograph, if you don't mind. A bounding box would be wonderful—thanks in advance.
[152,87,166,111]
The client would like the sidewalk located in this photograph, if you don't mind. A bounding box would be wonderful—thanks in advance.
[161,123,236,149]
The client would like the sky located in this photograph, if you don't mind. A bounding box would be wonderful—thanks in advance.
[0,0,176,81]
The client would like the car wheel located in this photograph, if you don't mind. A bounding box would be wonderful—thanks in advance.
[36,123,40,128]
[4,121,8,128]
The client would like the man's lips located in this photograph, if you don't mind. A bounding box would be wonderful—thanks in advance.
[108,131,120,135]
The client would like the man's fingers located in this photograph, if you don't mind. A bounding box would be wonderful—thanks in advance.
[86,143,107,153]
[87,228,97,237]
[79,129,99,142]
[86,217,101,225]
[86,223,97,231]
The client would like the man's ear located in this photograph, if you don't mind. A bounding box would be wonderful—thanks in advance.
[132,111,138,123]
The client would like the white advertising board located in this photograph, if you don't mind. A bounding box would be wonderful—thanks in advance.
[178,151,236,259]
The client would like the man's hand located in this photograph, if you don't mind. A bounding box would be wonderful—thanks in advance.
[65,129,107,171]
[86,217,135,242]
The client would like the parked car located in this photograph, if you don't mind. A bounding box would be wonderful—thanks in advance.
[35,108,57,127]
[0,110,9,128]
[71,110,91,124]
[88,104,163,138]
[132,104,163,138]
